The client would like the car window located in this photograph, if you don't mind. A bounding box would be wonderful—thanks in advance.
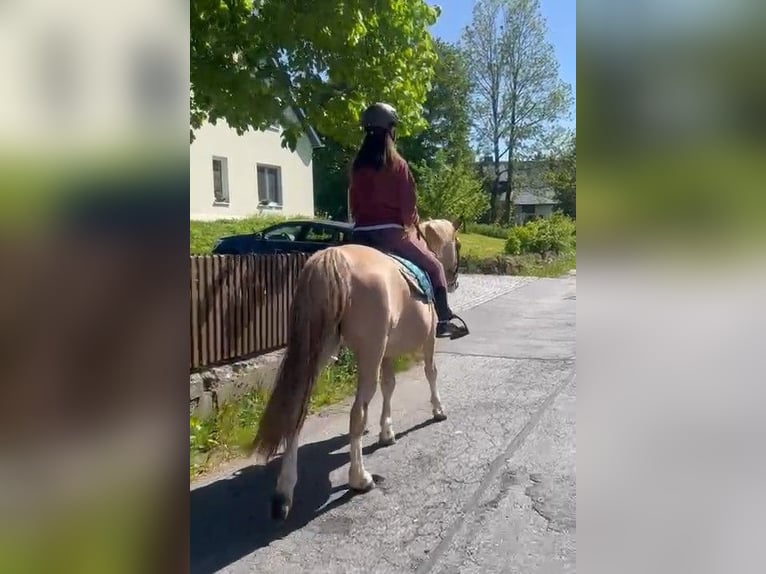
[263,224,303,241]
[304,225,340,243]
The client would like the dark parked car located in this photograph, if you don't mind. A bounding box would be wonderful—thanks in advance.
[212,219,354,255]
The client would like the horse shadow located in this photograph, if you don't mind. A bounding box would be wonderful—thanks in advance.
[190,418,440,574]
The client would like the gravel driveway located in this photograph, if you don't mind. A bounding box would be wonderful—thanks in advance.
[449,274,536,313]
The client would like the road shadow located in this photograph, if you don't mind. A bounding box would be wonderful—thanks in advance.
[191,417,440,574]
[363,417,440,456]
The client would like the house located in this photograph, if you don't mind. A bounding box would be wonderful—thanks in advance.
[190,108,323,221]
[478,158,560,225]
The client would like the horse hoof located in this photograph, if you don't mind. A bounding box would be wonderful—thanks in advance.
[349,471,375,492]
[271,493,291,521]
[433,412,447,422]
[378,433,396,447]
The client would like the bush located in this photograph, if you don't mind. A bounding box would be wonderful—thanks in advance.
[505,214,576,256]
[459,252,576,277]
[464,222,512,239]
[505,233,522,255]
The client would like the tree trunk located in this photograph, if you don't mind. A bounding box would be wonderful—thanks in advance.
[491,139,501,222]
[503,154,514,225]
[502,100,517,225]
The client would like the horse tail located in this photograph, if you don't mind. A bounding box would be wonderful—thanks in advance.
[251,247,351,460]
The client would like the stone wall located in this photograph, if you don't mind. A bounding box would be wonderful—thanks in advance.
[190,350,285,417]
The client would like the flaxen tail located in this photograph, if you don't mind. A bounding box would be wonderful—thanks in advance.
[251,248,351,460]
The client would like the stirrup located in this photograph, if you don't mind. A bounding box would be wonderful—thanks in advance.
[448,314,470,340]
[436,315,470,340]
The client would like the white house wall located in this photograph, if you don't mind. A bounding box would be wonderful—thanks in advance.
[190,120,315,220]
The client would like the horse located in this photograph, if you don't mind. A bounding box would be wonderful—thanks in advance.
[251,219,463,520]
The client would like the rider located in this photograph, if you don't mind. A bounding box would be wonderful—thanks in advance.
[348,102,469,340]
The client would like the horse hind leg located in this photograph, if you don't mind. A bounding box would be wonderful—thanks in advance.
[378,358,397,446]
[272,335,340,519]
[272,436,298,520]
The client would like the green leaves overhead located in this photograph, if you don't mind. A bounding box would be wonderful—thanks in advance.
[191,0,440,149]
[398,39,473,167]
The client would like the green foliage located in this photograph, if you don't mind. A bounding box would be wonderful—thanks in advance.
[309,347,357,412]
[190,387,268,477]
[414,151,490,223]
[191,0,440,149]
[189,214,309,254]
[312,138,355,221]
[312,39,473,220]
[464,222,513,239]
[398,40,473,166]
[504,233,522,255]
[505,213,576,255]
[460,251,575,277]
[548,135,576,218]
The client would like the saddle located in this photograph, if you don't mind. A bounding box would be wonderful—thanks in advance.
[386,254,434,301]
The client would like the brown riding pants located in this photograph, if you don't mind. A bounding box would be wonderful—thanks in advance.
[352,227,447,290]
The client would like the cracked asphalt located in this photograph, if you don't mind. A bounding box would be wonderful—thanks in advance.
[191,273,576,573]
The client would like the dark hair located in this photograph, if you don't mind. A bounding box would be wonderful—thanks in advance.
[351,128,402,173]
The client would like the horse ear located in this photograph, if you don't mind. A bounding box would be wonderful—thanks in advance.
[451,217,464,232]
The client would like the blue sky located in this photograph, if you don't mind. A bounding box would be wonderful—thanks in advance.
[428,0,576,130]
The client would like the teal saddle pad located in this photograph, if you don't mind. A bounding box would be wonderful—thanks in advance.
[387,254,434,301]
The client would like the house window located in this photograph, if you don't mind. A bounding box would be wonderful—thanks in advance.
[212,157,229,204]
[521,204,536,214]
[257,164,282,206]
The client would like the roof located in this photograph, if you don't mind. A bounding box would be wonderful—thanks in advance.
[477,159,559,206]
[514,191,558,205]
[291,107,323,148]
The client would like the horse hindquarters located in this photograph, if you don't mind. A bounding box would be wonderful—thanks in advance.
[251,248,351,519]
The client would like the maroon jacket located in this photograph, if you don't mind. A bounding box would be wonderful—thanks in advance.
[349,158,418,228]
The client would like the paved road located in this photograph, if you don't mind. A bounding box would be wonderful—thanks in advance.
[191,273,576,574]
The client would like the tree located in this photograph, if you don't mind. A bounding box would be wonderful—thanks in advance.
[398,40,473,167]
[191,0,440,149]
[312,137,355,220]
[462,0,511,222]
[463,0,572,224]
[414,150,490,223]
[498,0,572,224]
[547,135,576,218]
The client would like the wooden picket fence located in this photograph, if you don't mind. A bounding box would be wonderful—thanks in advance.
[190,253,309,370]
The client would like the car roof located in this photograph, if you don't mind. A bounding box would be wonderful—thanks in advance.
[217,219,353,242]
[267,219,353,230]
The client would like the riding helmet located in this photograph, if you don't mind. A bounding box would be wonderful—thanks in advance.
[360,102,399,131]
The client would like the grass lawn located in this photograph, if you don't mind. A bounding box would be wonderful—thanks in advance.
[457,233,507,258]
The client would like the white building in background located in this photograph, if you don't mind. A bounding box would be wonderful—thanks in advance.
[189,108,323,221]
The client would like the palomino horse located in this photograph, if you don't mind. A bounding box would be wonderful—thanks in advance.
[251,219,462,520]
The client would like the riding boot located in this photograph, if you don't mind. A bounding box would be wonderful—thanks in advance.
[434,287,469,339]
[433,287,453,322]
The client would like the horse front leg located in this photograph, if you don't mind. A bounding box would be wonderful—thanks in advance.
[424,333,446,421]
[378,358,397,446]
[348,349,382,491]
